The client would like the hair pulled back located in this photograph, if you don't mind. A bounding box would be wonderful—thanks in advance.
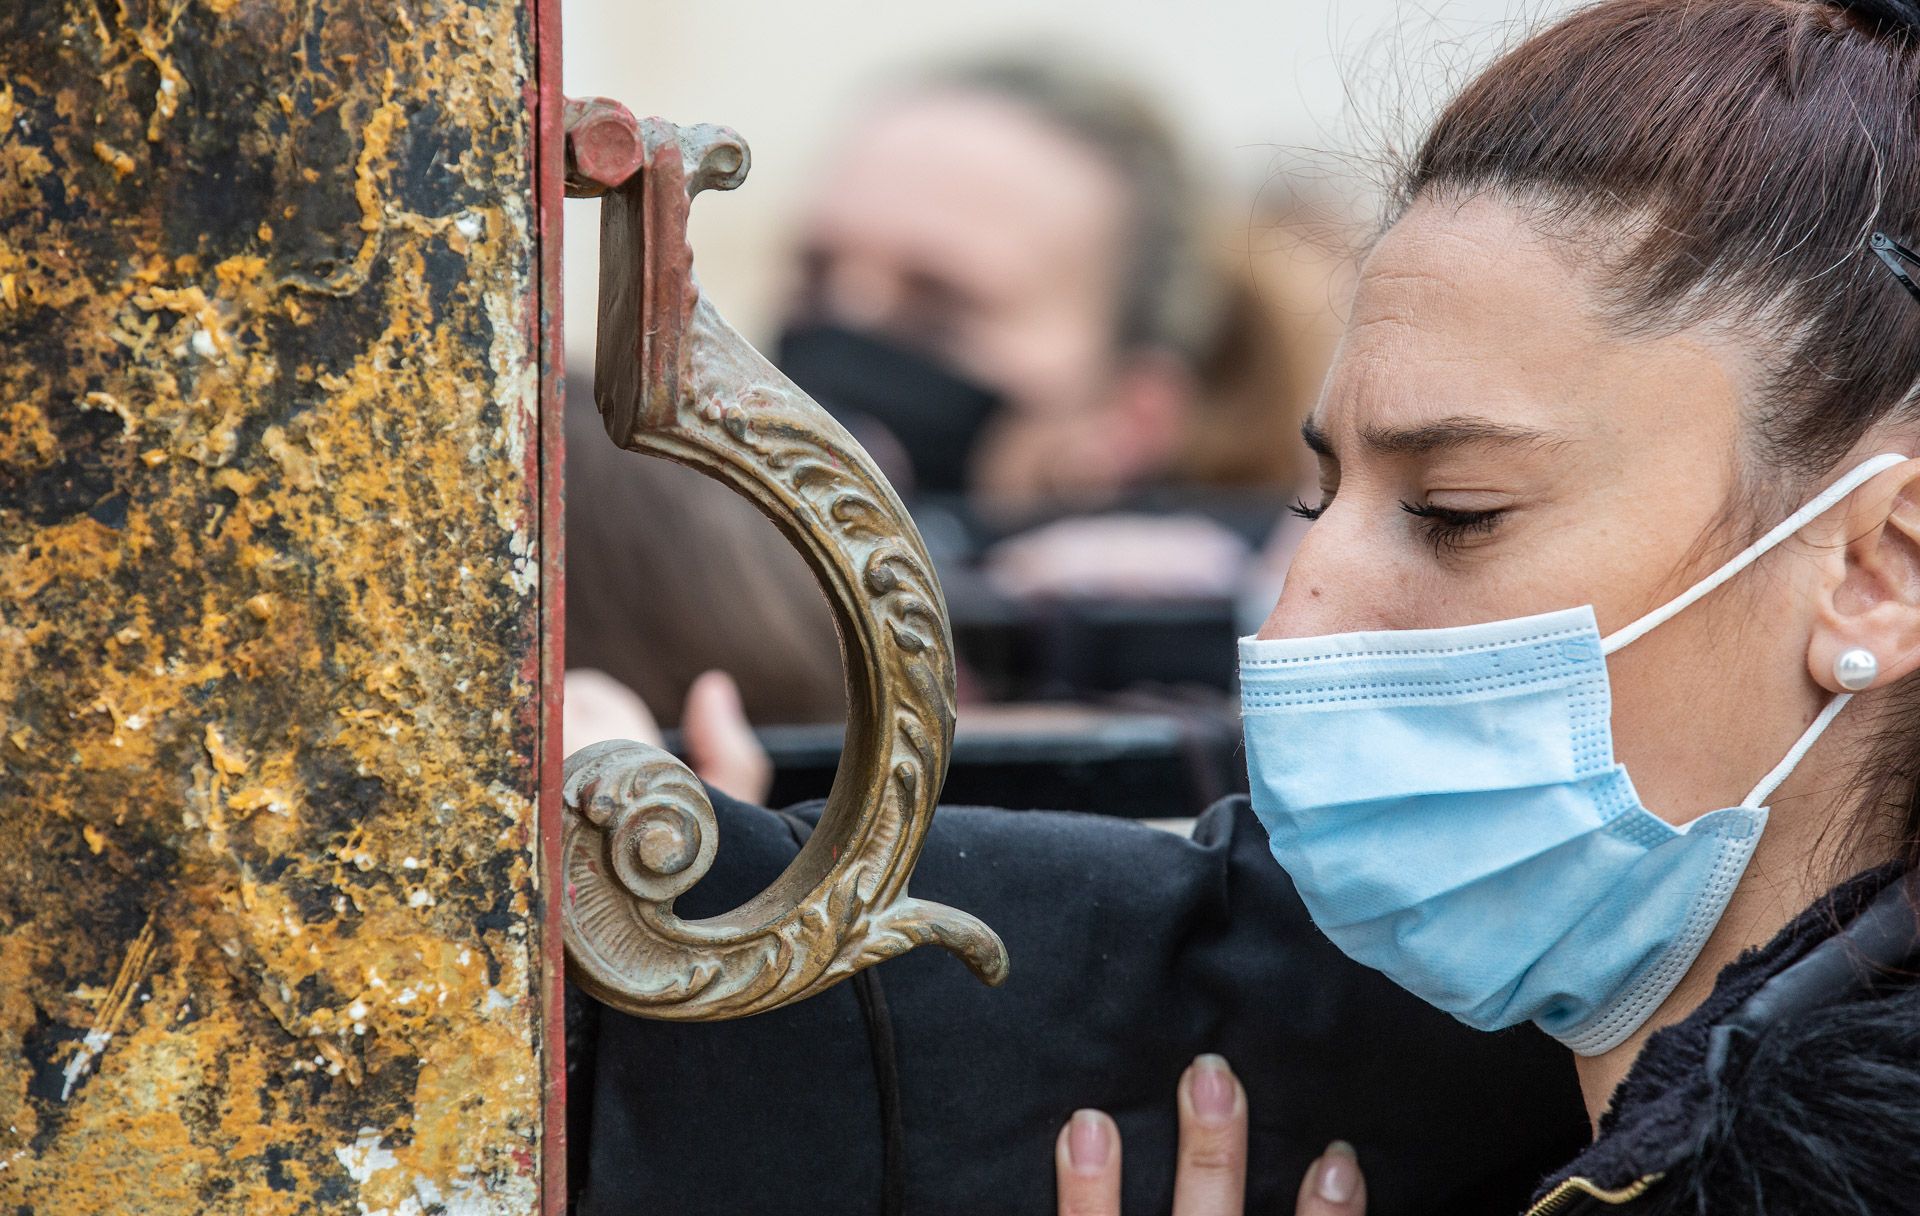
[1400,0,1920,869]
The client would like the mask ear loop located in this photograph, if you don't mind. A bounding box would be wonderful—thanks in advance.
[1597,451,1908,810]
[1599,452,1910,656]
[1739,692,1852,809]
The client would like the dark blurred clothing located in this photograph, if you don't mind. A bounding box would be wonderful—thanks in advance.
[569,792,1590,1216]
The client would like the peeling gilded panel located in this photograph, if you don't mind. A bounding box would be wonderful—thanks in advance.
[0,1,548,1211]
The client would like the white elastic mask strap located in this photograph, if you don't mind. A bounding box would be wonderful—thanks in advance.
[1740,692,1851,809]
[1600,452,1909,656]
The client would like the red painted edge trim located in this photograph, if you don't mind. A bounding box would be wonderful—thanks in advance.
[529,0,568,1209]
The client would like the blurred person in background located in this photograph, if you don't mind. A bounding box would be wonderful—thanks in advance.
[775,53,1349,716]
[565,54,1346,742]
[779,55,1333,608]
[562,55,1331,740]
[776,54,1222,513]
[989,189,1356,603]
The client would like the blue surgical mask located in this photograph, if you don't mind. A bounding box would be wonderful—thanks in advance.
[1238,452,1905,1055]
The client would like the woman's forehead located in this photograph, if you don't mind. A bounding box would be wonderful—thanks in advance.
[1351,199,1595,362]
[1315,197,1743,453]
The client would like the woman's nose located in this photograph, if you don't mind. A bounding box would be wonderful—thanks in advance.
[1256,515,1384,640]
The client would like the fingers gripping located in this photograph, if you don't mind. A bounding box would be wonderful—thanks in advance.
[1053,1056,1255,1216]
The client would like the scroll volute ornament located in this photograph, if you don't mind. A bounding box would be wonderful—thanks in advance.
[560,99,1009,1019]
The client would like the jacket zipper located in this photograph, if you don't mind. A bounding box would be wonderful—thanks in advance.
[1523,1174,1661,1216]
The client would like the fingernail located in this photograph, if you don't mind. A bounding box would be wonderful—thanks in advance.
[1068,1109,1110,1173]
[1190,1054,1234,1121]
[1317,1141,1359,1204]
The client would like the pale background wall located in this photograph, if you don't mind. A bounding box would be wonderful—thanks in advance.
[558,0,1584,364]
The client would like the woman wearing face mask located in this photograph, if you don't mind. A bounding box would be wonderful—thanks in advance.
[1056,1,1920,1213]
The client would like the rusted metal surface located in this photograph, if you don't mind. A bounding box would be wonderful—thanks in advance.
[559,110,1008,1020]
[561,98,644,199]
[531,0,568,1213]
[0,1,552,1210]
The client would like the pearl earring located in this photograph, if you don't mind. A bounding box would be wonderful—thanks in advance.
[1834,648,1879,692]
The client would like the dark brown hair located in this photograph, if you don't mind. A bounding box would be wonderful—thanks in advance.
[1399,0,1920,870]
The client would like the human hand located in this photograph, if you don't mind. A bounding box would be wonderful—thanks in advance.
[1054,1054,1365,1216]
[564,668,665,751]
[563,668,773,806]
[679,669,772,805]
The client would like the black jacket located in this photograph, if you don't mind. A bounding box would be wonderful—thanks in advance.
[1527,864,1920,1216]
[569,793,1590,1216]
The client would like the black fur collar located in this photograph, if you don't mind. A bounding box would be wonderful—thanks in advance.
[1535,863,1920,1215]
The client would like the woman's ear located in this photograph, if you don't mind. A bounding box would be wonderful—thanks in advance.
[1808,459,1920,693]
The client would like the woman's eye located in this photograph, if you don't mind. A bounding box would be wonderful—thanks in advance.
[1398,499,1505,554]
[1288,496,1327,522]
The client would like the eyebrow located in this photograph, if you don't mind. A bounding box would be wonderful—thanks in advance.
[1300,415,1565,459]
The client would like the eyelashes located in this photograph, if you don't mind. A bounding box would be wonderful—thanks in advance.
[1286,496,1506,554]
[1397,499,1505,554]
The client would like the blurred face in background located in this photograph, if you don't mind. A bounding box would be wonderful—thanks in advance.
[789,88,1192,510]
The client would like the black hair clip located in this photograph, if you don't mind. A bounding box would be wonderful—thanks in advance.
[1871,232,1920,304]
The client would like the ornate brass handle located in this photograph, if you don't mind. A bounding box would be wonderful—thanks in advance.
[560,99,1009,1020]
